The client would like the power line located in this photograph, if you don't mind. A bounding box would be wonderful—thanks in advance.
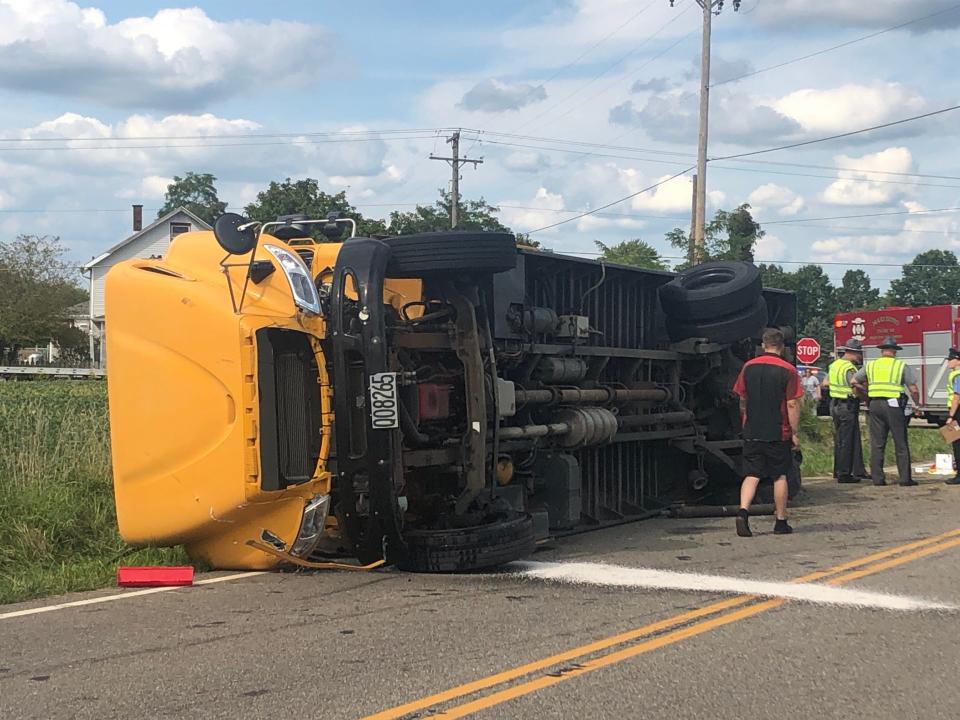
[0,135,442,153]
[558,250,960,270]
[713,2,960,86]
[524,166,696,233]
[726,156,960,182]
[495,205,958,235]
[510,1,694,134]
[0,127,456,143]
[480,129,960,182]
[544,28,697,128]
[534,1,660,87]
[469,135,960,190]
[762,205,960,225]
[712,104,960,161]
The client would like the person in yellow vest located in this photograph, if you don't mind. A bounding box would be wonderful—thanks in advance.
[826,339,868,483]
[852,336,922,486]
[943,347,960,486]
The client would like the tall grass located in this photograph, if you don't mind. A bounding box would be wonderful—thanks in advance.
[0,381,186,605]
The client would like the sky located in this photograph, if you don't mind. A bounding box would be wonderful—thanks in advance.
[1,0,960,288]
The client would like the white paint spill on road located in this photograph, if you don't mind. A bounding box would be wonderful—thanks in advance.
[508,561,955,612]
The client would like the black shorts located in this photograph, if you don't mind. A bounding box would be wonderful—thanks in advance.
[743,440,793,480]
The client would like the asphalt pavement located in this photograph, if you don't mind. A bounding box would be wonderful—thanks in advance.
[2,475,959,720]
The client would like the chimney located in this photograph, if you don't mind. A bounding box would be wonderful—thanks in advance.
[132,204,143,232]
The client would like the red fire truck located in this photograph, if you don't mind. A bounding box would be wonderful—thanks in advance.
[833,305,959,424]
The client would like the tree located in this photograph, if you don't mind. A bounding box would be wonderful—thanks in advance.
[244,178,387,238]
[834,269,880,312]
[594,239,666,269]
[758,263,836,350]
[387,191,512,235]
[791,264,836,327]
[886,249,960,307]
[157,172,227,225]
[667,204,764,268]
[0,235,87,359]
[757,263,791,291]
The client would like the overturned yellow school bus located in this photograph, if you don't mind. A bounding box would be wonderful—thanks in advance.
[106,214,797,571]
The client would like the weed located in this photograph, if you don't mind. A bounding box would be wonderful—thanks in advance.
[798,401,948,477]
[0,381,187,605]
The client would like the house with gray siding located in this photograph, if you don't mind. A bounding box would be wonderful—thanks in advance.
[81,205,211,367]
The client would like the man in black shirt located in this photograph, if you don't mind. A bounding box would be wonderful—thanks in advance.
[732,328,803,537]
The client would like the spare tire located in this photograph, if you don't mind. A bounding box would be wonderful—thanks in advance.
[399,512,535,572]
[668,297,768,345]
[383,231,517,278]
[659,261,761,322]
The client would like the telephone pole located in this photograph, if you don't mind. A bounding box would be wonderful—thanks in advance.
[670,0,740,263]
[430,130,483,228]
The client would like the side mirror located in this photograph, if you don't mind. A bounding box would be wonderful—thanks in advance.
[214,213,257,255]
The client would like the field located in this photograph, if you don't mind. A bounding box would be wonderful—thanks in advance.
[0,381,186,605]
[0,383,953,606]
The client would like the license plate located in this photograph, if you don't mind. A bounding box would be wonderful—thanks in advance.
[368,372,399,430]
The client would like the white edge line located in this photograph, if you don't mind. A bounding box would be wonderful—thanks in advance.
[0,571,268,621]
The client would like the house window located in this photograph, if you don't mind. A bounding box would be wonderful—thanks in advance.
[170,222,191,238]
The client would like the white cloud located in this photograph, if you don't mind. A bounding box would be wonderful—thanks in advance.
[503,151,552,173]
[499,0,690,68]
[623,81,941,149]
[631,172,695,213]
[748,183,805,216]
[0,0,336,109]
[822,147,917,206]
[458,79,547,112]
[3,112,393,180]
[754,0,960,31]
[774,83,928,135]
[497,187,566,233]
[618,91,801,144]
[114,175,172,200]
[810,202,960,269]
[630,77,670,93]
[755,233,786,259]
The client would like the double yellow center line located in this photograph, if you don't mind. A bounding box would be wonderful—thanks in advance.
[365,528,960,720]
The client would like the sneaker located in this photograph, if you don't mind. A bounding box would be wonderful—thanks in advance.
[774,519,793,535]
[837,476,860,484]
[898,480,919,487]
[736,509,752,538]
[945,476,960,485]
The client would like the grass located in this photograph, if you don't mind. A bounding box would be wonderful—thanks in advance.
[798,401,949,477]
[0,384,949,606]
[0,381,187,606]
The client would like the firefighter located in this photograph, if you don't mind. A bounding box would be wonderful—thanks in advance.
[944,347,960,486]
[852,336,922,486]
[827,339,867,483]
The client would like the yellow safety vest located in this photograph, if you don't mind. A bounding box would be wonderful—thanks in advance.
[947,368,960,404]
[865,357,905,398]
[828,359,856,399]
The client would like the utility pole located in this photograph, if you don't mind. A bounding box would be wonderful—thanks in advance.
[670,0,740,263]
[430,130,483,228]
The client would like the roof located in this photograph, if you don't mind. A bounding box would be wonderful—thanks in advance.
[82,206,211,270]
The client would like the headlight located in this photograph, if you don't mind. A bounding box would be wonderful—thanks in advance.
[264,244,321,316]
[290,493,331,558]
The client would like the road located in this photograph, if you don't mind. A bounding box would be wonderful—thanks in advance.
[2,476,959,720]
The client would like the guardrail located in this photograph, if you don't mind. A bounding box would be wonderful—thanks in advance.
[0,366,105,379]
